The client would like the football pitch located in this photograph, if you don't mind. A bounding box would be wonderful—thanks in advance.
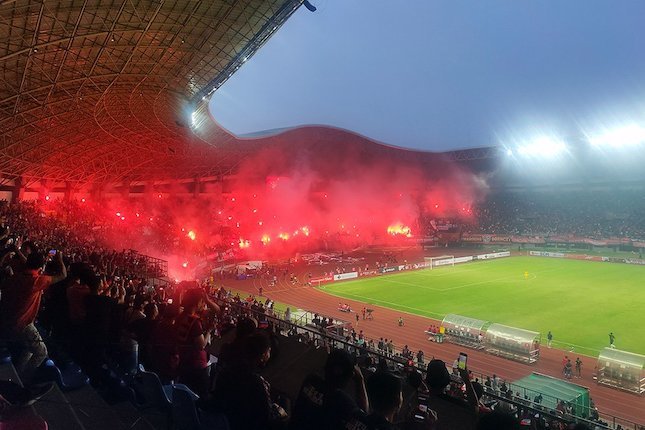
[319,256,645,356]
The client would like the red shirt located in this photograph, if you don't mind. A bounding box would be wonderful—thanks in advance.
[175,313,207,369]
[0,271,53,332]
[67,283,90,324]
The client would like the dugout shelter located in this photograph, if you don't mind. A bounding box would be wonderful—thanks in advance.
[441,314,490,349]
[596,348,645,395]
[512,373,591,417]
[484,323,540,363]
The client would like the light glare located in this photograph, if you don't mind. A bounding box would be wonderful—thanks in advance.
[589,125,645,148]
[516,137,566,156]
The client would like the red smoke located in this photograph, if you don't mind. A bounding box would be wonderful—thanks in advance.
[72,136,486,278]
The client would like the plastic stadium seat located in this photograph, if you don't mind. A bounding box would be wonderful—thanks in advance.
[101,368,135,404]
[33,359,89,391]
[0,347,11,364]
[57,361,90,391]
[130,370,172,411]
[171,385,229,430]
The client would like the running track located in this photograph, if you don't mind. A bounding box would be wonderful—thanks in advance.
[225,259,645,426]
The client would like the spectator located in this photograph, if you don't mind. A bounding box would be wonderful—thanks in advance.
[123,294,147,327]
[66,264,91,325]
[290,348,369,430]
[82,275,117,373]
[175,288,215,398]
[213,332,288,430]
[357,371,408,430]
[129,302,159,367]
[218,316,258,370]
[423,359,478,430]
[148,303,181,383]
[0,251,66,382]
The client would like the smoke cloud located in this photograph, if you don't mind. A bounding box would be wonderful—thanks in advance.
[94,136,487,278]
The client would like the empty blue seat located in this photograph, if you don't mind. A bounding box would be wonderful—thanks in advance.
[34,359,89,391]
[130,370,172,411]
[171,384,229,430]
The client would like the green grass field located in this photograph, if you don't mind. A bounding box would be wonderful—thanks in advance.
[319,256,645,356]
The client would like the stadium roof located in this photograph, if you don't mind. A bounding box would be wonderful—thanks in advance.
[0,0,303,185]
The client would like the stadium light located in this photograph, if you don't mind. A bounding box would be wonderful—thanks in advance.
[589,124,645,148]
[516,137,566,157]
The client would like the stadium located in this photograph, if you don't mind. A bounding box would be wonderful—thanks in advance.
[1,1,644,430]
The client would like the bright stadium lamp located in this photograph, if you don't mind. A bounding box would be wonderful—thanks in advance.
[589,124,645,148]
[516,137,566,156]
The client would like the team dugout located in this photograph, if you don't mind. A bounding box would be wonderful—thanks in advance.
[596,348,645,395]
[484,323,541,364]
[441,314,490,349]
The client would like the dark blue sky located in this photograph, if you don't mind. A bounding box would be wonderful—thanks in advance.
[209,1,645,152]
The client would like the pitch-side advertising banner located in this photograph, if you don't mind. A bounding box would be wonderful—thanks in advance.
[333,272,359,281]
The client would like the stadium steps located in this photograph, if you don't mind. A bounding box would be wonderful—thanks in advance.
[0,361,156,430]
[258,334,329,399]
[209,332,328,399]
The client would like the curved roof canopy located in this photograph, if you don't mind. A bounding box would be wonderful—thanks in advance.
[0,0,302,185]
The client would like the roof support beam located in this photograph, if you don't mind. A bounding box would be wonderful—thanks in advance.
[13,0,45,115]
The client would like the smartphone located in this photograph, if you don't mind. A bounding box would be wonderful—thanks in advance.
[418,404,428,413]
[458,352,468,370]
[48,249,57,256]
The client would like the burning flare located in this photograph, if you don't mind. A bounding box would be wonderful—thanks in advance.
[387,223,412,238]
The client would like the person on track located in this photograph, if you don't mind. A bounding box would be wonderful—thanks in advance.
[575,357,582,378]
[547,331,553,348]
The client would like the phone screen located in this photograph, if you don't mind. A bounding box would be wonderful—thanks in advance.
[48,249,57,256]
[418,404,428,413]
[458,352,468,370]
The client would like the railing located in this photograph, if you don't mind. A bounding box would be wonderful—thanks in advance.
[213,296,644,430]
[127,250,168,283]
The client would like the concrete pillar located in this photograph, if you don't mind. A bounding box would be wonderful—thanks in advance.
[12,176,24,202]
[193,177,201,198]
[64,182,74,201]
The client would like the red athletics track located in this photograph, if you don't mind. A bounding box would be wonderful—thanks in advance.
[223,259,645,426]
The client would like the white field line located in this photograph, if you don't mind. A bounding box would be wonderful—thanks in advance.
[318,289,445,319]
[340,266,564,295]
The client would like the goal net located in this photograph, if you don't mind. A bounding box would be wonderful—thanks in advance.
[426,255,455,269]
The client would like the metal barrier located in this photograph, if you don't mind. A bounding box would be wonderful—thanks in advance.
[213,296,643,430]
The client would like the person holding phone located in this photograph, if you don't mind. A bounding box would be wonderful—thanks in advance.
[353,371,438,430]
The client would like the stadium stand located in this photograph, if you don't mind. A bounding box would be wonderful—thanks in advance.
[472,190,645,239]
[2,1,645,429]
[1,199,642,430]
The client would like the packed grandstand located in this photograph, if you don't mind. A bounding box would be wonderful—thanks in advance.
[1,1,645,430]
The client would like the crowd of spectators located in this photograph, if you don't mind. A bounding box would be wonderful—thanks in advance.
[468,190,645,239]
[0,200,628,429]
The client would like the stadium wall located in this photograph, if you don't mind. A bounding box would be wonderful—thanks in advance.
[457,233,645,249]
[528,250,645,266]
[319,251,510,286]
